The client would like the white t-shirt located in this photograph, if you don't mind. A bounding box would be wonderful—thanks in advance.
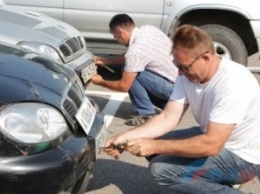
[171,57,260,164]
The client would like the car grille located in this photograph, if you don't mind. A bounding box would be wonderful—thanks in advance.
[63,99,78,119]
[62,80,85,128]
[59,36,84,58]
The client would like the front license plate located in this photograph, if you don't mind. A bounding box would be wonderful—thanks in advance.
[94,125,107,159]
[81,62,96,84]
[75,97,97,135]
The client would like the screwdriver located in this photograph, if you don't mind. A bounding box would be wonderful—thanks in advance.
[101,143,128,152]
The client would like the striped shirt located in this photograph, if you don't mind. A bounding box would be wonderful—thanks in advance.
[124,25,178,83]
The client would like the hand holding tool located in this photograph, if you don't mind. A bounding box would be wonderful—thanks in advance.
[101,143,127,152]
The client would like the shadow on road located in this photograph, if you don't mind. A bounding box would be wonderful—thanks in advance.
[97,64,123,81]
[86,158,175,194]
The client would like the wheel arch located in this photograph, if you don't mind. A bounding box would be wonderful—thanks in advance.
[170,9,258,57]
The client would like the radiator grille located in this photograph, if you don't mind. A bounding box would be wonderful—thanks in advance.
[63,99,77,119]
[59,36,84,58]
[62,81,85,125]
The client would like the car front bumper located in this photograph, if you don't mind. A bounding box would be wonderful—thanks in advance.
[0,131,93,194]
[66,50,96,85]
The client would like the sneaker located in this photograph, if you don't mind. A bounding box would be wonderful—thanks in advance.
[125,115,154,126]
[232,184,241,189]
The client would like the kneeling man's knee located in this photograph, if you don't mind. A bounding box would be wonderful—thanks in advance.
[149,159,179,186]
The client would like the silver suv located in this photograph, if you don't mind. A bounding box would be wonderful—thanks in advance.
[0,2,96,85]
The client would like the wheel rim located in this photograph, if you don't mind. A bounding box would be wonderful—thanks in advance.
[213,42,232,59]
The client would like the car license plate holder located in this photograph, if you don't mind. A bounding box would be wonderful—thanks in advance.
[93,124,107,159]
[81,62,96,84]
[75,97,97,135]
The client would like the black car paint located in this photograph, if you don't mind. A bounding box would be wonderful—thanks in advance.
[0,44,71,105]
[0,43,102,193]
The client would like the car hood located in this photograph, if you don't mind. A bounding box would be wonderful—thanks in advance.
[0,43,76,107]
[0,4,81,47]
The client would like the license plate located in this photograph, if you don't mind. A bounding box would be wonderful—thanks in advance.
[81,62,96,84]
[94,125,107,159]
[75,97,97,135]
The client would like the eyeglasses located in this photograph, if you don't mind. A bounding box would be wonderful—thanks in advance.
[174,51,209,73]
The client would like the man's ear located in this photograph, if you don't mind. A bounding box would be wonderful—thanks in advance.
[117,27,125,35]
[199,51,208,59]
[202,53,210,65]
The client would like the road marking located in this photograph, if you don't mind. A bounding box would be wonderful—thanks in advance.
[86,91,128,96]
[86,91,128,128]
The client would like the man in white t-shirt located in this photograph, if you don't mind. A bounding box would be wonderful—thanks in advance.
[91,14,178,126]
[103,25,260,194]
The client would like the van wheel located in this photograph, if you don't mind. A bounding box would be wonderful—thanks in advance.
[200,24,247,65]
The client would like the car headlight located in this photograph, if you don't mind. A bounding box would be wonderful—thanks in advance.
[0,103,69,144]
[17,41,62,63]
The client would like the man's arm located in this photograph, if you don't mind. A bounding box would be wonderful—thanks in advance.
[91,71,137,92]
[104,100,189,159]
[128,121,235,158]
[94,54,125,66]
[123,100,188,140]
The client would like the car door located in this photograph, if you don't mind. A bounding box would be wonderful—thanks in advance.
[3,0,64,21]
[64,0,164,40]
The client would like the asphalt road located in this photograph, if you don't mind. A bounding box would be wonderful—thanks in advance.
[85,54,260,194]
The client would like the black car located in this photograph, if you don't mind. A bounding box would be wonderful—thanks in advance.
[0,42,106,194]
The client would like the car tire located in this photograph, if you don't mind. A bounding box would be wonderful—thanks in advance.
[199,24,247,65]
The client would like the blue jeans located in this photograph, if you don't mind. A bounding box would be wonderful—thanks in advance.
[149,127,260,194]
[128,70,174,116]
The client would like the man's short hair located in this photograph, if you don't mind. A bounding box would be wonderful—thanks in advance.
[109,14,135,32]
[172,25,215,57]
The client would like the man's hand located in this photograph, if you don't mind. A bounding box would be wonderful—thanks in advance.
[127,139,157,157]
[103,135,128,159]
[94,56,107,67]
[91,74,103,85]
